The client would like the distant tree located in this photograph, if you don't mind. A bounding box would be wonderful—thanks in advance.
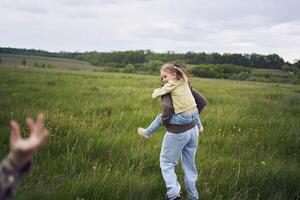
[34,62,39,67]
[0,47,288,69]
[22,58,26,66]
[0,57,2,64]
[282,64,299,75]
[293,59,300,69]
[124,64,135,73]
[282,64,292,71]
[191,64,250,79]
[142,60,163,72]
[284,62,292,66]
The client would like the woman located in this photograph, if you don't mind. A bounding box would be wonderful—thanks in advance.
[159,87,207,200]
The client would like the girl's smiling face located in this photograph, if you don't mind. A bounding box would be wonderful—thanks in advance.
[160,70,177,84]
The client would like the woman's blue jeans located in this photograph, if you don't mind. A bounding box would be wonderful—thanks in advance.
[160,126,199,199]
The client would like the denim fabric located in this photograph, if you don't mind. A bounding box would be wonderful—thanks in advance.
[160,126,199,199]
[169,111,202,129]
[145,111,202,136]
[145,114,162,136]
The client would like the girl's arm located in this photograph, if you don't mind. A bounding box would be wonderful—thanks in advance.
[152,81,181,99]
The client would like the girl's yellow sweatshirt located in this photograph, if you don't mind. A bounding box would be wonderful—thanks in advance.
[152,80,196,114]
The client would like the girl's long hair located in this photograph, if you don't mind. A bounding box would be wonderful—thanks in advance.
[160,61,189,82]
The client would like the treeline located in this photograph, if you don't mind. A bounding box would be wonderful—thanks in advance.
[77,51,287,69]
[0,47,80,59]
[0,47,293,69]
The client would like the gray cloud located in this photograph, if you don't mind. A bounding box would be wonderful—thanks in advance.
[0,0,299,62]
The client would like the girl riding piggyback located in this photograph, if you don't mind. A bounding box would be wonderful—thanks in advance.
[138,63,203,138]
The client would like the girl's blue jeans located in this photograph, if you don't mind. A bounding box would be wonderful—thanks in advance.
[145,111,202,136]
[160,126,199,199]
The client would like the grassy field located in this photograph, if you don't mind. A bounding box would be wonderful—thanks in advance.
[0,66,299,200]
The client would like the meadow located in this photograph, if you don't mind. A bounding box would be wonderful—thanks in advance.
[0,66,299,200]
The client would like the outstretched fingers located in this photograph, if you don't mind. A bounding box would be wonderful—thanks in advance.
[27,113,48,147]
[36,113,45,130]
[26,117,35,134]
[27,113,44,135]
[10,120,21,147]
[39,129,49,146]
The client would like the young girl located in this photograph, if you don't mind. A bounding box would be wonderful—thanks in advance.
[138,62,203,139]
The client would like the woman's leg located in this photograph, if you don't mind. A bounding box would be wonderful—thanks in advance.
[160,132,189,199]
[181,126,199,199]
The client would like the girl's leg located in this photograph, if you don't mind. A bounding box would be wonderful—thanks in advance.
[181,126,199,199]
[190,111,202,131]
[194,115,202,129]
[169,113,193,125]
[160,131,189,199]
[145,114,162,135]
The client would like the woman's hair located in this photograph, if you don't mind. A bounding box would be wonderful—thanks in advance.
[160,61,189,82]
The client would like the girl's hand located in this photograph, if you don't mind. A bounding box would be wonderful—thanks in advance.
[9,113,49,170]
[199,127,204,133]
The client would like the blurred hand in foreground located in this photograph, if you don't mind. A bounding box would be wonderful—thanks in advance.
[9,113,49,169]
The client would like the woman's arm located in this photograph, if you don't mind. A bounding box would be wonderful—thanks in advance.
[0,113,48,199]
[191,89,208,114]
[160,94,196,133]
[0,157,32,199]
[160,94,174,126]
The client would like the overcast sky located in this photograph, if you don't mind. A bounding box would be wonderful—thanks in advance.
[0,0,299,62]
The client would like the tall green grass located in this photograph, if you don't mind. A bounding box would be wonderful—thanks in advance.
[0,67,299,200]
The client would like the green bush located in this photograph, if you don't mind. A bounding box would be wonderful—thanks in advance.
[103,67,120,72]
[47,64,56,69]
[22,58,26,66]
[33,62,46,68]
[123,64,135,73]
[230,72,250,80]
[139,60,163,72]
[191,64,250,79]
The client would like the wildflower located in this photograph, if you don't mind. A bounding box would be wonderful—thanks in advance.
[261,161,266,165]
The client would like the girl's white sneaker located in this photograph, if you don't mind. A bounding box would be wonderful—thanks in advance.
[138,128,150,139]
